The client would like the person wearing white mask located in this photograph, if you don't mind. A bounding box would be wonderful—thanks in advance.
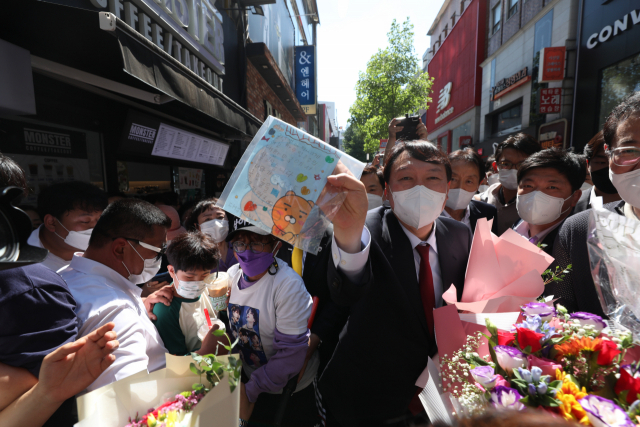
[60,199,225,391]
[186,198,236,272]
[27,181,108,272]
[152,232,225,355]
[475,133,542,235]
[316,140,473,425]
[441,148,497,232]
[511,148,585,255]
[546,92,640,317]
[360,165,385,210]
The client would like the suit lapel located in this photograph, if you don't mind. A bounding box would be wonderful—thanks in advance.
[382,211,430,335]
[468,202,480,232]
[435,219,464,302]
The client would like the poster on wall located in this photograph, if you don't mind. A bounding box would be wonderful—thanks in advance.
[178,167,203,190]
[0,119,91,205]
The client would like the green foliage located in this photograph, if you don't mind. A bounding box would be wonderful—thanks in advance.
[190,329,241,394]
[342,123,368,163]
[348,18,433,154]
[542,264,572,286]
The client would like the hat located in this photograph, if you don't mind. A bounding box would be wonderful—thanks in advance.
[158,204,187,241]
[226,215,270,242]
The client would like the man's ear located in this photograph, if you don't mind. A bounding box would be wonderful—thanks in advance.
[112,237,127,261]
[43,214,58,233]
[570,189,583,207]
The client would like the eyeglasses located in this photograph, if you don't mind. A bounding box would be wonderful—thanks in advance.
[607,146,640,167]
[497,160,524,170]
[114,237,167,260]
[232,241,271,254]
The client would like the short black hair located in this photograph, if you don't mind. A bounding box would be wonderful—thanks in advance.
[89,198,172,247]
[485,155,495,174]
[0,152,27,190]
[583,131,605,161]
[383,140,452,184]
[185,198,218,231]
[449,148,485,180]
[494,133,541,162]
[166,231,219,272]
[37,181,108,221]
[362,165,385,188]
[517,148,587,192]
[603,91,640,148]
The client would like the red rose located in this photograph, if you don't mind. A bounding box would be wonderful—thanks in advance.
[615,367,640,404]
[516,327,545,353]
[497,330,516,346]
[597,340,621,365]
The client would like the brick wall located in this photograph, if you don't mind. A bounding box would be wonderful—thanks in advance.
[522,0,544,26]
[246,61,296,125]
[487,0,502,56]
[503,0,522,41]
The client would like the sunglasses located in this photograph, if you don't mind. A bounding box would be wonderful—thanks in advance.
[114,237,167,260]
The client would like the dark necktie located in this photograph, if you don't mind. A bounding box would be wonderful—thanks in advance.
[415,244,435,340]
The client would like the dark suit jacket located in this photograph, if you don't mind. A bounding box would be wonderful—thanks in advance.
[318,207,472,425]
[469,200,498,232]
[544,201,625,318]
[277,232,350,374]
[573,189,591,214]
[510,219,563,256]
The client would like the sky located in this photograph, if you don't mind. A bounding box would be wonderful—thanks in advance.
[316,0,443,130]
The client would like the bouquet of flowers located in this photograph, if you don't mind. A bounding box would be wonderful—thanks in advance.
[438,303,640,426]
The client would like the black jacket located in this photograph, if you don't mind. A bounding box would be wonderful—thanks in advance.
[544,201,625,317]
[318,207,472,425]
[469,200,498,232]
[573,189,591,214]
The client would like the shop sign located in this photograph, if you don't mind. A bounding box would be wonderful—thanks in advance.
[538,47,565,82]
[586,9,640,49]
[93,0,224,84]
[0,119,87,159]
[538,119,567,149]
[379,139,388,149]
[435,82,454,124]
[539,88,562,114]
[295,46,316,115]
[490,67,531,101]
[435,107,454,124]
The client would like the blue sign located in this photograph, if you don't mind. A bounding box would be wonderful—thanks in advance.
[295,46,316,114]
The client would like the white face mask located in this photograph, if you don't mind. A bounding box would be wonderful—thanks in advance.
[173,276,207,299]
[610,168,640,208]
[478,184,490,193]
[446,188,476,210]
[55,219,93,250]
[201,219,229,243]
[122,241,163,284]
[367,193,383,210]
[498,169,519,190]
[516,191,573,225]
[390,185,447,229]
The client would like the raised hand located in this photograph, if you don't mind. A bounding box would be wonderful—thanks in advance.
[143,284,174,320]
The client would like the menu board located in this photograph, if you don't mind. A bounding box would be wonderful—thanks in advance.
[151,123,229,166]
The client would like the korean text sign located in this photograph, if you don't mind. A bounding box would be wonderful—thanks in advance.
[295,46,316,115]
[539,88,562,114]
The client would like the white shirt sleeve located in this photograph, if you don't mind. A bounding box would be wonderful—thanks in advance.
[273,272,313,335]
[330,227,371,283]
[84,306,150,392]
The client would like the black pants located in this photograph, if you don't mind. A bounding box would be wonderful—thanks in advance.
[245,381,321,427]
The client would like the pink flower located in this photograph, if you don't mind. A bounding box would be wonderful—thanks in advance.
[527,354,562,377]
[494,375,510,388]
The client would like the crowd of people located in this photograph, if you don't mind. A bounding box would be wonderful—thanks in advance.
[0,91,639,427]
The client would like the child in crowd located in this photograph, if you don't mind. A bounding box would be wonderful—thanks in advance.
[152,231,225,355]
[226,219,319,426]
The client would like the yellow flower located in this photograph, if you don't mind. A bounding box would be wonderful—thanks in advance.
[555,371,590,425]
[554,337,602,360]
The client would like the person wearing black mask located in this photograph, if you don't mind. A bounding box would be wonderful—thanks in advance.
[574,131,621,213]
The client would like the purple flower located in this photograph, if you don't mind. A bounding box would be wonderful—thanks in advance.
[578,395,635,427]
[570,312,607,333]
[494,345,528,374]
[521,302,556,320]
[470,366,499,389]
[489,386,525,410]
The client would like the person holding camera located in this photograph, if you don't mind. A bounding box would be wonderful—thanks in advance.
[383,116,428,165]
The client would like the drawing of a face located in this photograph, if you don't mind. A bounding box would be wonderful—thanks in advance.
[231,308,240,324]
[271,191,315,243]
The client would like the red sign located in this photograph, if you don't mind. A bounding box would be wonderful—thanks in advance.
[539,88,562,114]
[538,47,565,82]
[426,0,486,132]
[538,119,567,149]
[379,139,388,149]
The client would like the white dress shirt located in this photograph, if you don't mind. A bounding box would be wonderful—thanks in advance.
[27,225,71,272]
[513,220,562,244]
[60,254,167,392]
[330,220,445,307]
[590,186,602,208]
[440,207,471,229]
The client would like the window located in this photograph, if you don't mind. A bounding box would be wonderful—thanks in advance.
[492,104,522,135]
[508,0,518,19]
[451,13,456,28]
[452,121,472,152]
[460,0,465,14]
[492,3,502,35]
[599,52,640,128]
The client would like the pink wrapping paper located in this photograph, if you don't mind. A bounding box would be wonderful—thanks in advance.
[443,218,555,313]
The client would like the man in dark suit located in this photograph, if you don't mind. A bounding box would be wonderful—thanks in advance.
[510,148,585,255]
[441,148,497,233]
[317,141,472,426]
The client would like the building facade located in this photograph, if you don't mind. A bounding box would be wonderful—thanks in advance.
[477,0,579,157]
[425,0,487,153]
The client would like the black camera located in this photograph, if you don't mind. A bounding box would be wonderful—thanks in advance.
[0,186,48,270]
[395,114,421,141]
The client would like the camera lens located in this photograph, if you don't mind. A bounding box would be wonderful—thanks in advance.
[0,208,19,263]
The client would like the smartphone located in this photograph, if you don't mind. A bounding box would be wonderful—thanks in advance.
[395,114,420,141]
[150,271,172,283]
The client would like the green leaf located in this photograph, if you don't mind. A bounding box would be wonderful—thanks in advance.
[522,345,532,354]
[228,357,237,367]
[192,383,204,391]
[212,328,225,337]
[190,363,202,376]
[549,380,562,388]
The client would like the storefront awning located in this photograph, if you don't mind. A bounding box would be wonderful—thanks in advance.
[0,1,262,139]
